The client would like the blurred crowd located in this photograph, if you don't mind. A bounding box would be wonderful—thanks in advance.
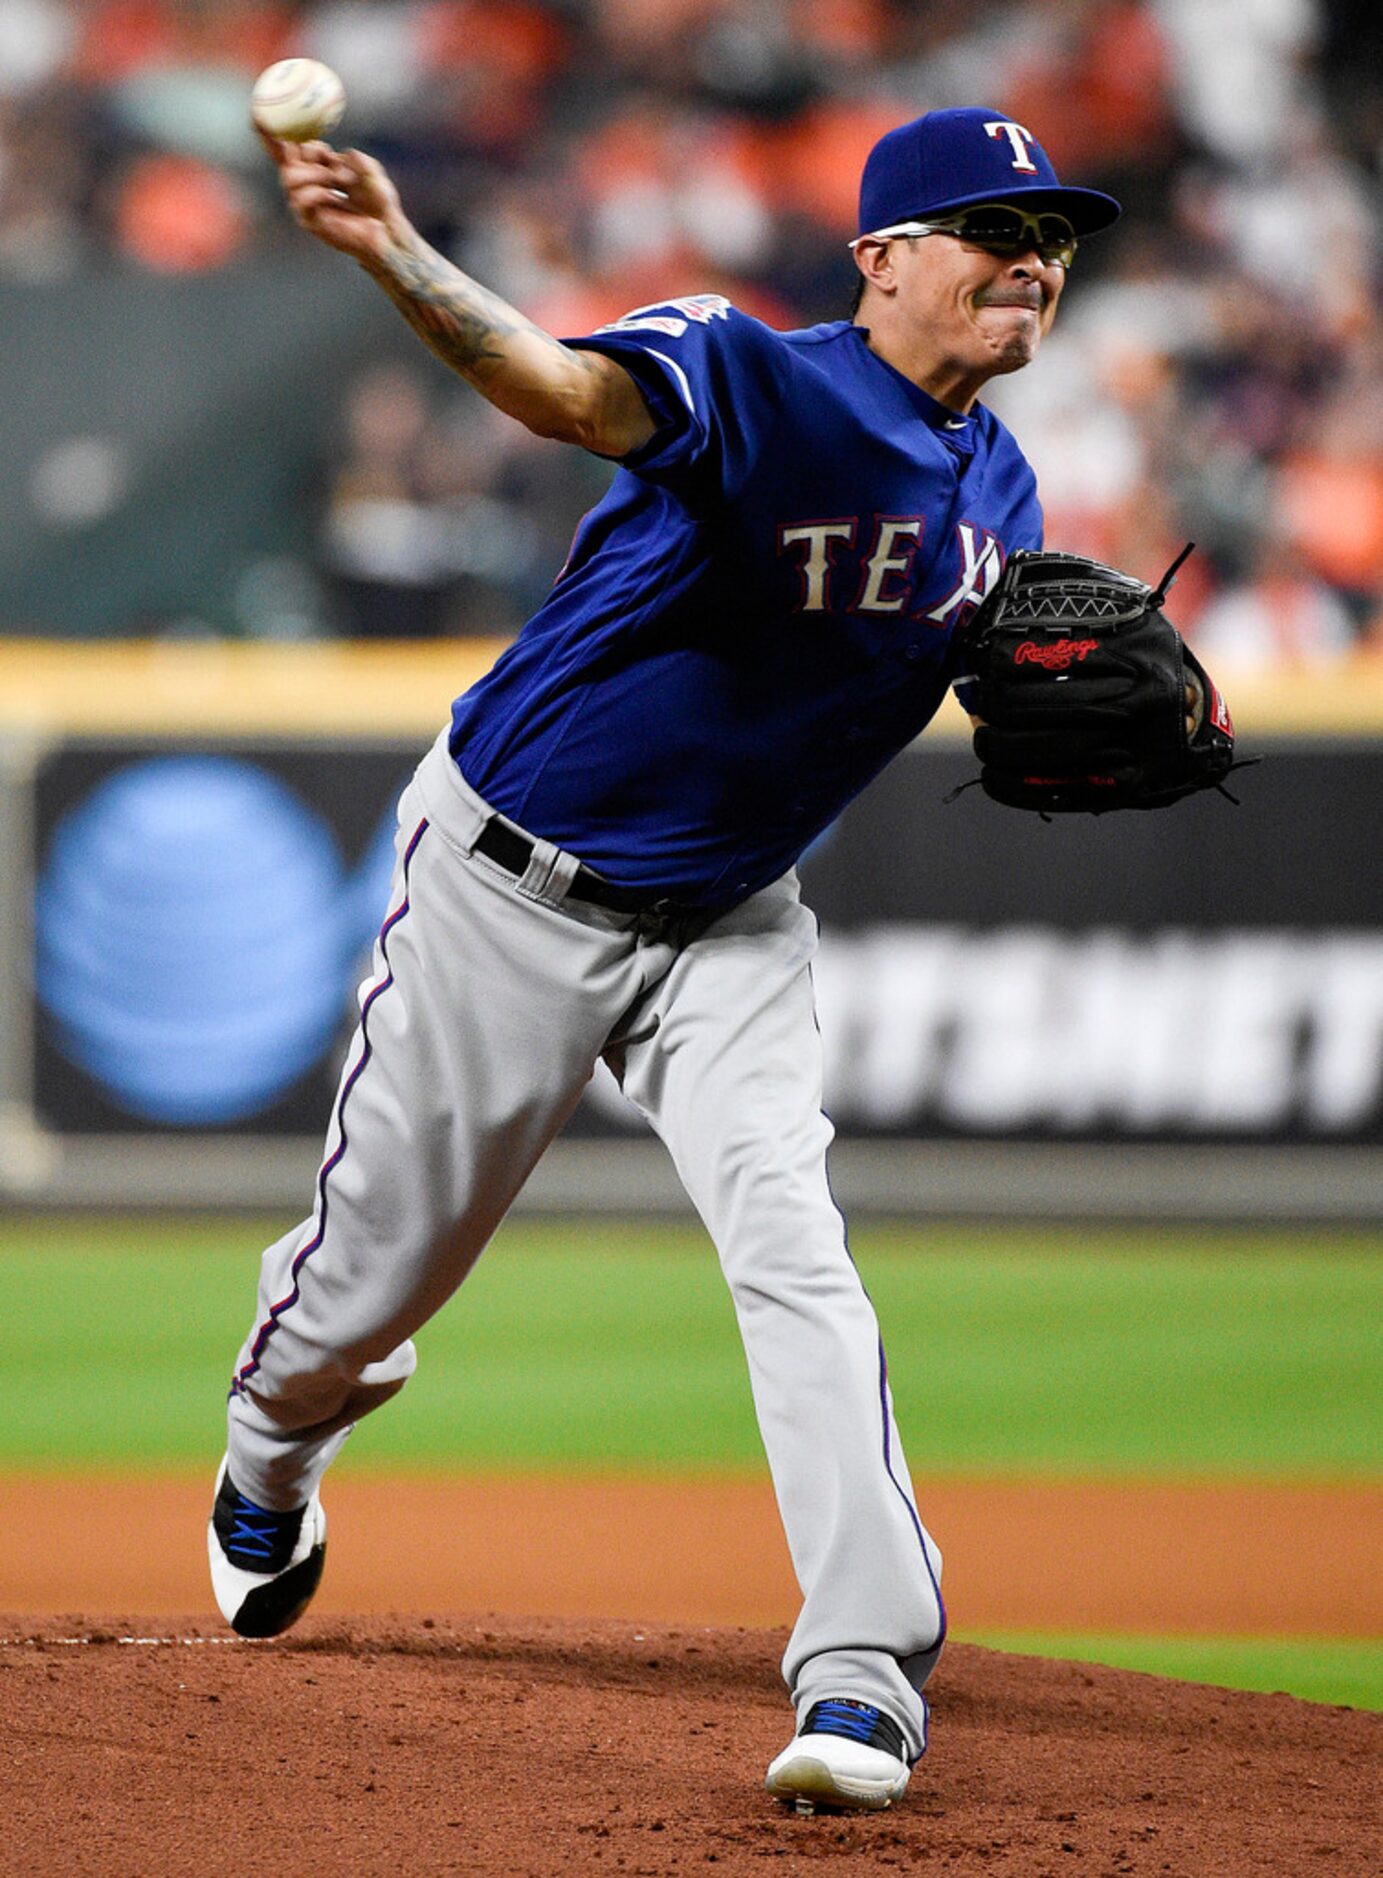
[2,0,1381,659]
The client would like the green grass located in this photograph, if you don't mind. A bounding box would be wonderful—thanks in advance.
[4,1216,1379,1709]
[0,1215,1378,1477]
[961,1632,1383,1712]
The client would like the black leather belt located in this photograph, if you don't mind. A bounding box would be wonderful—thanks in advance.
[475,818,670,914]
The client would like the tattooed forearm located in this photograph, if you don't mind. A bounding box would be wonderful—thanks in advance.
[364,230,574,384]
[367,233,547,380]
[360,228,655,455]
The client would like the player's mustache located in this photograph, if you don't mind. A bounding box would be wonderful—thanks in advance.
[974,287,1044,310]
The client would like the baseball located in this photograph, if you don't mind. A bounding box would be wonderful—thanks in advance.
[251,58,346,142]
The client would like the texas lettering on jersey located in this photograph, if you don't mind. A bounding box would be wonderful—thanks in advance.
[453,306,1043,900]
[777,518,1004,627]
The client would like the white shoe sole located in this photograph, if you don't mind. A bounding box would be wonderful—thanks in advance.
[765,1736,910,1813]
[208,1457,327,1639]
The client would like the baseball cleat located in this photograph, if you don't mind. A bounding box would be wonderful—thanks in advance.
[208,1456,326,1639]
[765,1699,912,1813]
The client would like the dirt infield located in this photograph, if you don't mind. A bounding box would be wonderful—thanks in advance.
[2,1472,1378,1634]
[2,1614,1376,1877]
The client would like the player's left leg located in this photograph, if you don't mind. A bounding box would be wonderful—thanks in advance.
[616,872,944,1789]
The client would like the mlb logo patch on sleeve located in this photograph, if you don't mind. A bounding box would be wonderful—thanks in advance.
[598,295,733,338]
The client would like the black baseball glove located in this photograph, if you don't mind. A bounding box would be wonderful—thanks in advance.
[954,546,1242,814]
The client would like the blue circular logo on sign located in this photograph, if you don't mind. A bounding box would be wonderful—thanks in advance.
[36,756,356,1123]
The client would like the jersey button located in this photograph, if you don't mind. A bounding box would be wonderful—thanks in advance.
[903,642,922,662]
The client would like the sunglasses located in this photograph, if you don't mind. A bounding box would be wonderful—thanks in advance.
[851,203,1078,269]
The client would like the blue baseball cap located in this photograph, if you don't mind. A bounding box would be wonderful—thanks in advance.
[857,108,1121,239]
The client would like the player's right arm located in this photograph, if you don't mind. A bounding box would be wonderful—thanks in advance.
[262,136,657,459]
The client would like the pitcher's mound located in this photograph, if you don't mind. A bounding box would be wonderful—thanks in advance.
[3,1613,1374,1875]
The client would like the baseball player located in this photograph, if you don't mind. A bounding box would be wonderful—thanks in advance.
[210,108,1121,1813]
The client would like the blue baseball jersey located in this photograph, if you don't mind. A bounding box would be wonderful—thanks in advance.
[449,296,1043,906]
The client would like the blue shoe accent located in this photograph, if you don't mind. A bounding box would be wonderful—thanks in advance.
[802,1699,908,1763]
[213,1473,306,1574]
[208,1458,327,1639]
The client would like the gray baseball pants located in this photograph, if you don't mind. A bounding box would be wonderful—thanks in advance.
[225,729,944,1754]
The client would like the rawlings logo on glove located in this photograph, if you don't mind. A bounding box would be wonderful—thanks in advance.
[1013,637,1099,669]
[954,546,1253,815]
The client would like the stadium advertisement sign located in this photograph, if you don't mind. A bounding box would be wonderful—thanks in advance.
[9,737,1382,1151]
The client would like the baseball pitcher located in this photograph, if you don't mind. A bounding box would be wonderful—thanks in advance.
[210,106,1235,1812]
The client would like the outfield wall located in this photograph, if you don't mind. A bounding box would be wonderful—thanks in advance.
[2,642,1380,1219]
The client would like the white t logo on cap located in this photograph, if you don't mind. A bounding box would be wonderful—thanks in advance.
[984,120,1038,173]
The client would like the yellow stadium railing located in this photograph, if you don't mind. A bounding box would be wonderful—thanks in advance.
[1,638,1381,739]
